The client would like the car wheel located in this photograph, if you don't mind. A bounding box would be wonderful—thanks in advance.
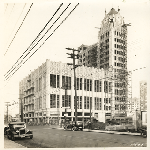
[30,135,33,139]
[11,135,15,141]
[64,126,66,130]
[7,133,10,139]
[72,127,76,131]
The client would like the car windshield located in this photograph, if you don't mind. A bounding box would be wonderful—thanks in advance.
[13,124,25,130]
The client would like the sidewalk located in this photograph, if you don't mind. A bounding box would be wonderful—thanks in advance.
[51,125,141,136]
[4,137,27,148]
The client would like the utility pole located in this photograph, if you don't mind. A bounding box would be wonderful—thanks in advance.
[5,102,10,123]
[19,94,24,122]
[66,48,81,122]
[64,83,68,125]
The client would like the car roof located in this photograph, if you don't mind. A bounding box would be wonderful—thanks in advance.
[9,122,25,125]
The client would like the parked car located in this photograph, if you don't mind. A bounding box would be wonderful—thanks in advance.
[4,125,9,135]
[6,122,33,141]
[137,125,147,138]
[64,121,83,131]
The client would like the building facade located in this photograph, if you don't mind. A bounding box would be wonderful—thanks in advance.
[140,81,147,111]
[78,8,129,116]
[19,59,122,124]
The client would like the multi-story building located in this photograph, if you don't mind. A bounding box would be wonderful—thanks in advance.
[78,43,98,68]
[78,8,129,117]
[131,97,140,111]
[140,81,147,111]
[19,59,125,124]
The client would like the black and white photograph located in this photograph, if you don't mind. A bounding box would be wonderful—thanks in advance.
[0,0,149,149]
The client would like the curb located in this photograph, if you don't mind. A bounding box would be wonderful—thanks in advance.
[46,127,142,136]
[83,129,141,136]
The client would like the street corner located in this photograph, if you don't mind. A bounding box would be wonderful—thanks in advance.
[4,137,27,148]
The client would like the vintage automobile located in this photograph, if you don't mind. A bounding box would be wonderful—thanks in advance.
[64,121,83,131]
[6,122,33,141]
[4,125,9,135]
[137,125,147,138]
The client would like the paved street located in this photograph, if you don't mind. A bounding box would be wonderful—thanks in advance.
[4,125,147,148]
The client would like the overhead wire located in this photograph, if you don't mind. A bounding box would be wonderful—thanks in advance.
[5,4,27,48]
[5,3,15,26]
[4,3,33,56]
[4,3,63,78]
[5,3,79,81]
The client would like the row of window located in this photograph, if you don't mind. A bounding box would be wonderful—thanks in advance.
[50,74,71,89]
[114,56,125,63]
[100,32,109,40]
[115,96,126,102]
[104,105,111,111]
[114,62,125,68]
[115,104,126,110]
[114,38,125,44]
[100,44,109,50]
[104,98,111,103]
[114,31,122,36]
[115,82,125,88]
[114,50,125,55]
[49,94,113,110]
[114,44,126,50]
[115,89,126,96]
[114,68,125,73]
[50,74,112,93]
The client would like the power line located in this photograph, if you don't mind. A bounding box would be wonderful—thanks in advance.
[4,3,63,78]
[4,3,33,56]
[5,3,15,26]
[5,3,79,81]
[5,4,27,48]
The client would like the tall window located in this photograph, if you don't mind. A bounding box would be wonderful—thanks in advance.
[87,97,89,109]
[62,76,71,90]
[84,79,86,91]
[104,81,108,93]
[50,94,56,108]
[57,95,59,108]
[84,96,86,109]
[77,78,79,90]
[80,78,82,90]
[90,80,92,91]
[57,75,59,88]
[94,80,100,92]
[62,95,71,107]
[87,79,89,91]
[99,81,101,92]
[50,74,56,88]
[79,96,82,109]
[95,97,101,110]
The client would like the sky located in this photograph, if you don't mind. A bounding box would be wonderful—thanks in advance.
[0,0,150,117]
